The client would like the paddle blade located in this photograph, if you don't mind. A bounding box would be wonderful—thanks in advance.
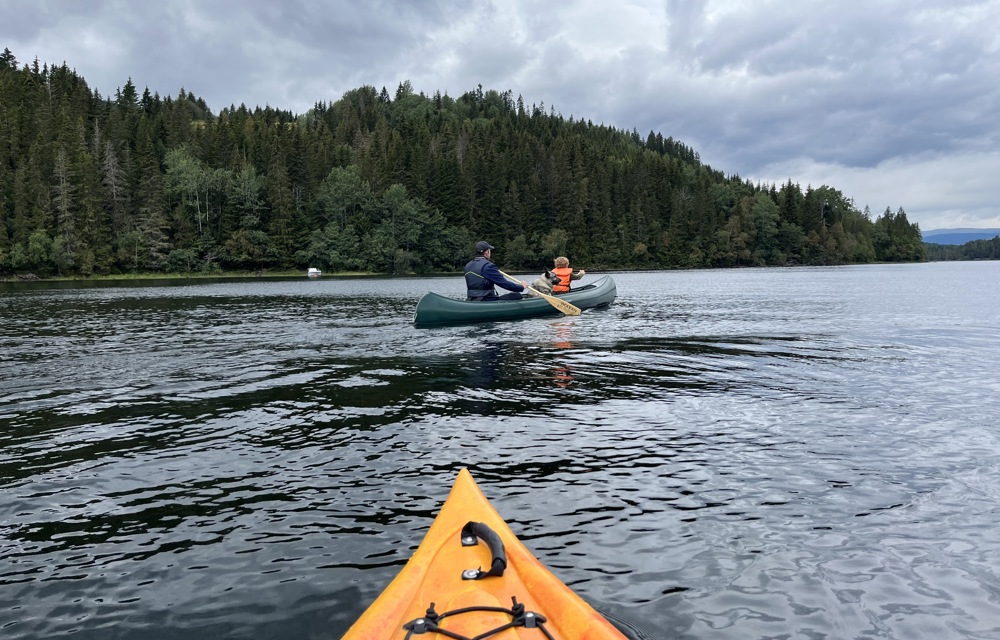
[531,288,582,315]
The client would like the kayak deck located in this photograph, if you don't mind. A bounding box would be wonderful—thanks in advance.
[342,468,628,639]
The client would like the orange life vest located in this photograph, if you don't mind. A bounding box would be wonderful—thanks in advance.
[552,267,573,293]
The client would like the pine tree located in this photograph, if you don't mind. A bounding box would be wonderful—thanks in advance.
[266,138,295,266]
[132,132,170,270]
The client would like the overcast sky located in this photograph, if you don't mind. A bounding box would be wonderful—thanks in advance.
[4,0,999,231]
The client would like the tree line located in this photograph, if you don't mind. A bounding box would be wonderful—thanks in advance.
[924,236,1000,261]
[0,48,926,278]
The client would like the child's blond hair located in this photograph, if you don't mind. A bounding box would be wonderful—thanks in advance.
[554,256,569,268]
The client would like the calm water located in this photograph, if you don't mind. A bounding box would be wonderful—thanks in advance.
[2,263,999,640]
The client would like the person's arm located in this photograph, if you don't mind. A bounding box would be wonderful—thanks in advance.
[483,262,525,292]
[571,269,586,280]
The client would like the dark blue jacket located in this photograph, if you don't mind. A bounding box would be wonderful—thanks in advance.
[464,257,524,300]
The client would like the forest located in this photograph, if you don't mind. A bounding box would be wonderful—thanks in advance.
[0,47,926,279]
[924,236,1000,261]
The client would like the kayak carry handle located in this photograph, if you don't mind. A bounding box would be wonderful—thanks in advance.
[460,521,507,580]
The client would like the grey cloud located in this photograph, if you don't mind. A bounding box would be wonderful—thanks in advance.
[647,1,1000,177]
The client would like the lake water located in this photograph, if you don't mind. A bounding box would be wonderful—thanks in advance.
[1,263,999,640]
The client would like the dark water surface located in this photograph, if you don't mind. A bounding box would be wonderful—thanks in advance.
[2,263,999,639]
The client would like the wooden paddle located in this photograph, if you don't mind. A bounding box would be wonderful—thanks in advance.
[498,269,582,316]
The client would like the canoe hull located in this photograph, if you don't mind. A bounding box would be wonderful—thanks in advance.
[342,468,627,639]
[413,275,617,327]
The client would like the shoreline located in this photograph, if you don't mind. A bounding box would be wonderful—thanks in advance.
[0,270,385,283]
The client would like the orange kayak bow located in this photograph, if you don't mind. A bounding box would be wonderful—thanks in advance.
[343,468,628,639]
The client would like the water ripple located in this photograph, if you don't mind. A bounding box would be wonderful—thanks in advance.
[2,266,1000,639]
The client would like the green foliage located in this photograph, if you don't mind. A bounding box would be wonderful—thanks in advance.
[873,207,925,262]
[925,235,1000,261]
[26,229,52,270]
[0,47,930,280]
[539,229,570,264]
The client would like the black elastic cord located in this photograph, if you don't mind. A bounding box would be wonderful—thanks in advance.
[402,596,553,640]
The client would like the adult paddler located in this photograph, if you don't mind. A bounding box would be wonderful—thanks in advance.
[465,241,527,301]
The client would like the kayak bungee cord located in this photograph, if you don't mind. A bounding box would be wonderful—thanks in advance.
[402,597,555,640]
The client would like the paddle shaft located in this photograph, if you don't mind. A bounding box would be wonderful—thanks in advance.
[498,270,582,316]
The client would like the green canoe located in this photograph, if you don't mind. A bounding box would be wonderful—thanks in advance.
[413,275,617,327]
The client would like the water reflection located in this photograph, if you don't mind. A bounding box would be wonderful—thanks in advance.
[462,343,506,390]
[551,321,576,389]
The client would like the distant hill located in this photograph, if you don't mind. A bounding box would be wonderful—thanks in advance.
[923,228,1000,245]
[0,47,929,276]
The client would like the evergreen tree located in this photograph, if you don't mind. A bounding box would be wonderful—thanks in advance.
[131,132,170,270]
[0,47,934,277]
